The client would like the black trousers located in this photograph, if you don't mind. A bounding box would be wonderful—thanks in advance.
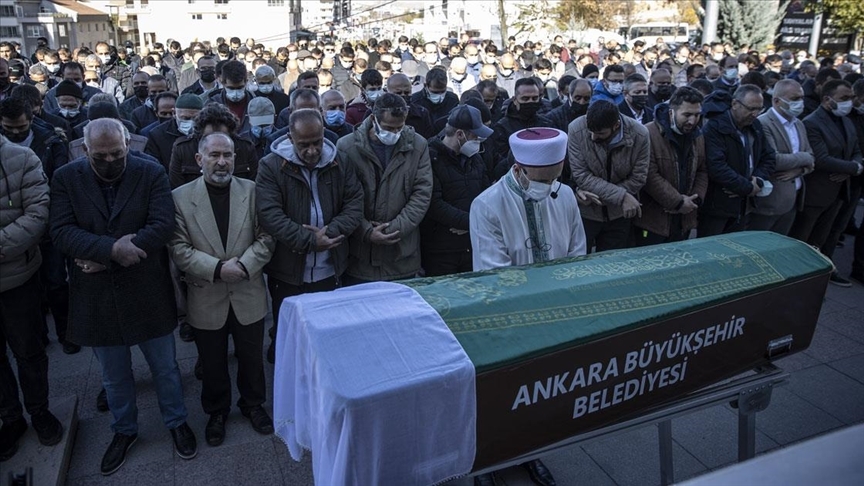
[0,273,50,422]
[582,217,632,253]
[632,225,689,247]
[697,214,749,238]
[39,240,69,343]
[823,184,862,260]
[748,209,797,236]
[422,249,473,277]
[267,276,338,342]
[854,210,864,276]
[194,306,265,415]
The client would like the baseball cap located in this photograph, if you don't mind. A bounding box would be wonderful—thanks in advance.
[447,104,493,139]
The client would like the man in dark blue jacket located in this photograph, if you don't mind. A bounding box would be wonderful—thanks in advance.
[420,105,493,276]
[699,84,777,236]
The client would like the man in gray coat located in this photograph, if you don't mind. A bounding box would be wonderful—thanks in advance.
[752,79,815,235]
[0,135,63,462]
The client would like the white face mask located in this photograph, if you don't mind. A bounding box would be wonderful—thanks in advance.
[427,90,445,104]
[257,83,273,94]
[460,138,482,158]
[177,119,195,135]
[60,108,79,118]
[832,99,853,117]
[225,88,245,102]
[723,68,739,81]
[780,98,804,118]
[98,54,111,65]
[606,81,623,96]
[374,118,401,146]
[856,104,864,115]
[520,169,553,201]
[45,63,60,74]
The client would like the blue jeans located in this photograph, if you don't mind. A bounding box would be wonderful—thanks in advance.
[93,332,187,435]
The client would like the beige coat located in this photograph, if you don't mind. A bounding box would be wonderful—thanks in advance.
[169,177,274,330]
[756,109,815,216]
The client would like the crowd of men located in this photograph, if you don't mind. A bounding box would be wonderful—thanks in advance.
[1,30,863,485]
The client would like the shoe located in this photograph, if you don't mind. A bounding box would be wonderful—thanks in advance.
[474,473,498,486]
[62,340,81,354]
[100,433,137,476]
[0,417,28,462]
[170,422,197,459]
[522,459,557,486]
[179,321,195,342]
[205,413,227,446]
[31,410,64,446]
[194,358,203,381]
[96,388,109,412]
[267,341,275,364]
[850,272,864,286]
[829,272,852,288]
[241,405,274,435]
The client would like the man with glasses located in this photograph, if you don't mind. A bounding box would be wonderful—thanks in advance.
[699,84,776,236]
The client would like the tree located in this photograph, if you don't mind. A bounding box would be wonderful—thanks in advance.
[807,0,864,33]
[717,0,789,50]
[497,0,508,48]
[510,1,557,41]
[551,0,620,32]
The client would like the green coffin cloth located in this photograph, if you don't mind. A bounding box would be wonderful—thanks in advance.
[404,232,833,373]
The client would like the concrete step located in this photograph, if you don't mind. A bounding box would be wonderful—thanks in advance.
[1,395,78,486]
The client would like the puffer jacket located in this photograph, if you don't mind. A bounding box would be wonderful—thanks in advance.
[568,114,650,222]
[336,117,432,281]
[0,136,50,292]
[255,136,364,286]
[634,103,708,237]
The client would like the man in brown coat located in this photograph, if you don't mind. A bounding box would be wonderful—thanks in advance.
[633,87,708,245]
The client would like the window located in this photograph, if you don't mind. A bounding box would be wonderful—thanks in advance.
[0,26,19,37]
[188,0,195,3]
[214,0,229,4]
[58,24,66,36]
[217,13,228,20]
[267,0,284,5]
[87,23,91,32]
[191,13,202,20]
[79,23,83,32]
[26,25,43,37]
[0,5,15,17]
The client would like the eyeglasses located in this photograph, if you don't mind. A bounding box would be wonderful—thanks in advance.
[735,101,763,113]
[85,78,99,82]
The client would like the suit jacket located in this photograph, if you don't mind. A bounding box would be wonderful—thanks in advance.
[802,107,863,207]
[169,177,274,330]
[619,100,654,125]
[756,109,815,215]
[49,155,177,347]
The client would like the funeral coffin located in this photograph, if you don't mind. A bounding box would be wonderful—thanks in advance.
[275,232,833,484]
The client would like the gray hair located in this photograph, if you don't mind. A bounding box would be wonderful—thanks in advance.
[733,84,763,102]
[197,131,234,153]
[85,54,103,67]
[254,65,276,79]
[83,118,129,150]
[89,92,117,106]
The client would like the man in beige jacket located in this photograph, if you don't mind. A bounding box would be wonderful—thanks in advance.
[169,132,275,447]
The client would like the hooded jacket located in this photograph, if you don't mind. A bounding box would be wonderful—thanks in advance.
[635,103,708,237]
[336,117,432,281]
[256,136,364,285]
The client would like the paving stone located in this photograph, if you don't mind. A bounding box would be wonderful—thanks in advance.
[174,438,282,485]
[65,458,174,486]
[581,425,708,486]
[752,387,844,445]
[818,308,864,345]
[803,325,864,363]
[786,364,864,424]
[669,405,779,470]
[773,350,821,372]
[819,296,852,316]
[273,436,314,486]
[828,353,864,385]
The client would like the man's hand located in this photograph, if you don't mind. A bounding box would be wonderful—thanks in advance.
[749,177,761,196]
[829,173,850,183]
[576,189,602,205]
[668,194,700,214]
[449,228,468,235]
[220,257,247,283]
[621,193,642,219]
[111,234,147,267]
[303,224,345,252]
[774,169,801,182]
[369,222,401,245]
[75,259,107,274]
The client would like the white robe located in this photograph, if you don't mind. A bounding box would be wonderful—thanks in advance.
[470,169,587,271]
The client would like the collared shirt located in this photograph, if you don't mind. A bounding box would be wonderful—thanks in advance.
[770,107,803,190]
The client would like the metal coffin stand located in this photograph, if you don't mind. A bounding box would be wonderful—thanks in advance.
[470,363,788,486]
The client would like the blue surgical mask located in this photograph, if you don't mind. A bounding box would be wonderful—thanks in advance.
[374,118,401,146]
[251,125,273,139]
[427,89,445,104]
[325,109,345,126]
[365,89,383,102]
[225,88,245,102]
[257,83,274,94]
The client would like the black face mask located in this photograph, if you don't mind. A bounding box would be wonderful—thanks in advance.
[654,85,675,101]
[90,155,126,183]
[199,69,217,83]
[3,129,29,143]
[133,85,149,100]
[630,94,648,110]
[401,95,412,107]
[644,60,655,68]
[518,101,541,119]
[570,101,588,118]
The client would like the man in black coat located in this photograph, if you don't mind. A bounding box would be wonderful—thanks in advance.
[385,74,435,139]
[49,119,197,475]
[410,68,459,129]
[145,93,203,170]
[420,105,493,276]
[699,84,777,236]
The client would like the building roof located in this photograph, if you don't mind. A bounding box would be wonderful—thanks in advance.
[49,0,108,17]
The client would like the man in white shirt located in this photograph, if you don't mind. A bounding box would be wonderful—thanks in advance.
[469,127,585,484]
[752,79,815,234]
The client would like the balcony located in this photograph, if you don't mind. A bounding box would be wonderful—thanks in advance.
[21,12,71,19]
